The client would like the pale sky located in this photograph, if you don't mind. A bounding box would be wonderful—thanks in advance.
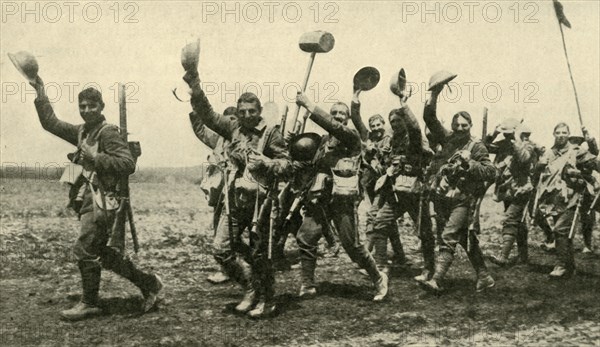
[1,0,599,168]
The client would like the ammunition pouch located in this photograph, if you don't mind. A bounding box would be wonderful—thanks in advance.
[308,173,331,201]
[234,167,267,207]
[392,175,422,194]
[331,156,361,198]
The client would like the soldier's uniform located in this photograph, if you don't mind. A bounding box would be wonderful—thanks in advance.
[187,76,291,315]
[370,106,436,278]
[484,121,539,266]
[420,98,497,292]
[350,100,405,261]
[536,140,598,277]
[580,134,598,252]
[295,104,388,301]
[189,111,233,283]
[34,90,161,320]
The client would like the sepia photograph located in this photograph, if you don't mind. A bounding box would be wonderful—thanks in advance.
[1,0,599,345]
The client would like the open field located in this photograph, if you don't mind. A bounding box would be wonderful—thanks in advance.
[1,176,599,346]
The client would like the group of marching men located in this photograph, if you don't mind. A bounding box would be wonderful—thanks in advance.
[23,56,598,321]
[189,63,600,318]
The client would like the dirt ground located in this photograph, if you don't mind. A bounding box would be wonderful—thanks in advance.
[1,179,599,346]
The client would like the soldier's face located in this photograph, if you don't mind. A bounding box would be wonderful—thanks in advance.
[330,105,349,125]
[452,116,471,137]
[389,115,406,134]
[554,126,570,147]
[369,119,385,136]
[79,100,103,124]
[237,102,261,128]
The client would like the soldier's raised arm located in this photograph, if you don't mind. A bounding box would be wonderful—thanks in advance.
[582,126,599,155]
[350,90,369,142]
[423,87,451,143]
[31,76,80,146]
[295,91,361,151]
[183,71,236,141]
[189,111,221,150]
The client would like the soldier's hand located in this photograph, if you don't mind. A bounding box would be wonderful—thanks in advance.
[183,70,200,86]
[429,84,444,98]
[582,126,593,141]
[29,76,45,97]
[352,89,362,103]
[398,86,412,106]
[80,142,97,164]
[247,151,269,172]
[296,92,315,112]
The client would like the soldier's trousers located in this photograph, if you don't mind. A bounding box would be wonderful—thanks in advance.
[372,190,435,272]
[213,197,274,300]
[581,193,596,249]
[546,208,576,270]
[435,197,488,274]
[501,195,530,258]
[74,212,159,305]
[296,199,382,287]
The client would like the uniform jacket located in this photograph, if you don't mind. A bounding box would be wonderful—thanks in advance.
[484,136,538,201]
[188,86,291,181]
[34,95,135,214]
[310,106,362,175]
[423,99,496,197]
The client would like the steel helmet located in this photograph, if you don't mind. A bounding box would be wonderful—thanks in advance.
[8,51,39,83]
[289,133,322,162]
[428,70,457,91]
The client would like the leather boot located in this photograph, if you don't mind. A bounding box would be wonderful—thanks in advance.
[516,227,529,264]
[300,257,317,289]
[61,261,102,321]
[489,235,515,267]
[389,230,407,265]
[78,260,101,305]
[233,258,257,313]
[100,247,158,294]
[554,235,575,276]
[372,234,388,268]
[421,251,453,292]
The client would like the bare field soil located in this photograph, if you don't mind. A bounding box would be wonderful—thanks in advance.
[1,178,599,346]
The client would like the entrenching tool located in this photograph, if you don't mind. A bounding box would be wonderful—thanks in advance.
[290,31,335,133]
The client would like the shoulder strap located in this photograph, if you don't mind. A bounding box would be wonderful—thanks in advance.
[463,137,477,153]
[257,125,276,155]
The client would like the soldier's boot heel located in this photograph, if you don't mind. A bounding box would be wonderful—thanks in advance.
[420,251,453,293]
[60,302,102,321]
[142,274,163,313]
[489,235,515,267]
[235,288,257,313]
[247,295,276,319]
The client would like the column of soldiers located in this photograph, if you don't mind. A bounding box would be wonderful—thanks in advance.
[16,50,599,321]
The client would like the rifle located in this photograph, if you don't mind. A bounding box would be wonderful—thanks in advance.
[109,83,140,253]
[481,107,488,141]
[588,191,599,215]
[568,194,584,239]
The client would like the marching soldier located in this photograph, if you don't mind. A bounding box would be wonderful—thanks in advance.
[369,94,436,280]
[190,106,237,284]
[535,123,599,278]
[485,118,539,266]
[350,89,407,265]
[29,77,162,321]
[294,92,389,301]
[183,66,291,317]
[580,126,598,253]
[418,72,497,293]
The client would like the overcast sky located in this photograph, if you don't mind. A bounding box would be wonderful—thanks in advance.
[1,0,599,168]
